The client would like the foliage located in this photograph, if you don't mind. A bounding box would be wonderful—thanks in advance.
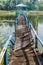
[0,0,43,10]
[0,0,16,10]
[38,2,43,10]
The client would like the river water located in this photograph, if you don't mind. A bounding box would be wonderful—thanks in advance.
[0,21,15,50]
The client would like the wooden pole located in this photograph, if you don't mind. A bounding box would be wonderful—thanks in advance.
[4,50,8,65]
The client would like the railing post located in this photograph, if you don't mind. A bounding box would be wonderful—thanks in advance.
[4,50,8,65]
[35,36,38,48]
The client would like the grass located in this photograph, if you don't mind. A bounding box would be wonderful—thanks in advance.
[0,10,43,17]
[0,58,4,65]
[0,48,4,65]
[0,10,16,16]
[27,11,43,16]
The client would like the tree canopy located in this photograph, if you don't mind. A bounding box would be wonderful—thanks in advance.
[0,0,43,10]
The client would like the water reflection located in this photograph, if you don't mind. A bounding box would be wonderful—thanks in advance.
[0,22,15,49]
[28,16,43,53]
[28,16,43,40]
[0,22,15,36]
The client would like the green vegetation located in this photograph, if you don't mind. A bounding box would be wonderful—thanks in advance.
[0,0,43,17]
[0,58,4,65]
[0,0,16,10]
[0,10,43,17]
[0,10,16,16]
[0,35,10,65]
[27,11,43,16]
[0,0,43,11]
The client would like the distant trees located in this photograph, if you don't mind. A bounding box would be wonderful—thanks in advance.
[0,0,16,10]
[25,0,43,10]
[5,0,10,10]
[9,0,16,9]
[25,0,38,10]
[5,0,16,10]
[0,0,43,10]
[37,1,43,11]
[29,0,38,10]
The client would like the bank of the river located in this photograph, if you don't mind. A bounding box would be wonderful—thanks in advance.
[27,11,43,16]
[0,10,43,16]
[0,10,16,16]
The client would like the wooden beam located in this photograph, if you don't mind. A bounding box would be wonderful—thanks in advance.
[0,35,12,64]
[30,23,43,46]
[33,49,42,65]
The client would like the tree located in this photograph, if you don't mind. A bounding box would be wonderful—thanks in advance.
[5,0,11,10]
[5,0,16,10]
[9,0,16,9]
[30,0,38,10]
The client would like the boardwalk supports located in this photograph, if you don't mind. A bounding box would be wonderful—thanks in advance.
[35,36,38,48]
[4,50,8,65]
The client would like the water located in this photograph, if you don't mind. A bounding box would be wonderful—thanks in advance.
[0,21,15,50]
[28,16,43,53]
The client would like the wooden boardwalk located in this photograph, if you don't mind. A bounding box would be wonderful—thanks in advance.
[8,14,42,65]
[0,14,43,65]
[9,47,39,65]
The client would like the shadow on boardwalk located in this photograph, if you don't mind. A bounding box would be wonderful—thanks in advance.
[21,37,30,65]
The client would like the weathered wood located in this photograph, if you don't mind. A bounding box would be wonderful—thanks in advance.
[33,49,42,65]
[8,47,38,65]
[30,23,43,46]
[0,35,12,64]
[13,15,34,51]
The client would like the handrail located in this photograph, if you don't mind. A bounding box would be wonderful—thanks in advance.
[0,35,12,64]
[29,23,43,46]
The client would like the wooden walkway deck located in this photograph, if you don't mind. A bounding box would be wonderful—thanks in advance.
[9,47,39,65]
[8,15,42,65]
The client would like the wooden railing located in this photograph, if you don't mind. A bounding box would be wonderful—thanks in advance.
[29,23,43,48]
[0,34,15,65]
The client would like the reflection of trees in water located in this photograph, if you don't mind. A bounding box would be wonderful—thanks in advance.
[28,16,38,31]
[0,23,2,26]
[28,16,43,27]
[8,23,13,27]
[0,16,16,20]
[38,16,43,23]
[0,22,14,27]
[0,22,15,36]
[0,22,15,48]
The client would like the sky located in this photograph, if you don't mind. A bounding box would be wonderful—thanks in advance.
[38,0,43,1]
